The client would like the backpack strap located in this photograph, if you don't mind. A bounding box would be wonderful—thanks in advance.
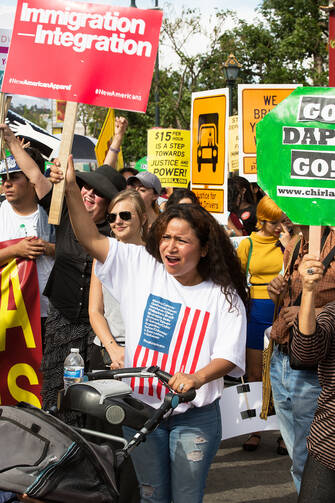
[321,244,335,273]
[245,237,253,280]
[289,239,301,276]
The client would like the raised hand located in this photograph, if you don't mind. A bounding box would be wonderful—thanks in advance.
[279,223,292,248]
[114,116,128,137]
[298,254,324,291]
[50,156,76,188]
[0,123,19,148]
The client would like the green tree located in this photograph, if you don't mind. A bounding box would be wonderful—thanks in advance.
[194,1,328,111]
[77,103,109,138]
[11,104,51,129]
[259,0,328,85]
[79,1,330,162]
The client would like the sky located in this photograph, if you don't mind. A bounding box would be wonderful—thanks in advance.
[0,0,261,106]
[1,0,261,35]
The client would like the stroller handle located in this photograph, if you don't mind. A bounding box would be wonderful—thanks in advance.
[86,366,196,403]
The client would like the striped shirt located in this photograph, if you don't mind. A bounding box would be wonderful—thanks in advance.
[291,303,335,470]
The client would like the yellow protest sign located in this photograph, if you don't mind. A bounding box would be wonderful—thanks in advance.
[238,84,299,181]
[191,89,229,224]
[147,128,190,188]
[192,189,224,213]
[191,92,227,185]
[95,109,124,169]
[228,115,239,173]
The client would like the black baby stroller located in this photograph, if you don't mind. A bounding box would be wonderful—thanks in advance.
[0,366,196,503]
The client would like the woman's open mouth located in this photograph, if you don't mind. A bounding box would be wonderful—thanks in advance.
[165,255,180,266]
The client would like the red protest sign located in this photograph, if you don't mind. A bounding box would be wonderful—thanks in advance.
[0,239,43,407]
[1,0,162,113]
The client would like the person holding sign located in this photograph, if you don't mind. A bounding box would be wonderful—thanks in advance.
[1,118,128,419]
[291,254,335,502]
[237,196,284,451]
[55,156,247,503]
[268,226,335,492]
[0,125,55,347]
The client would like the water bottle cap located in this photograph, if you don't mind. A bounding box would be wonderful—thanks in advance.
[71,348,79,353]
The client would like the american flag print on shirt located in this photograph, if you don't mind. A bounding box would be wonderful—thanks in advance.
[131,294,210,398]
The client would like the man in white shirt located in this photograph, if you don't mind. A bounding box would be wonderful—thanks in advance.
[0,149,55,344]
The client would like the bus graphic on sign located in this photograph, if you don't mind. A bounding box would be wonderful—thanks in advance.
[197,113,219,173]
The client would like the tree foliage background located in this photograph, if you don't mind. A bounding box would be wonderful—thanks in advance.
[10,104,51,130]
[13,0,330,163]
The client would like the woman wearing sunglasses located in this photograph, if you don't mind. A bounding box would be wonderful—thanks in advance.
[89,189,148,370]
[54,157,247,503]
[88,189,147,503]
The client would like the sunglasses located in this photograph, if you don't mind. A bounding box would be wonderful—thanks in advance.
[107,211,132,223]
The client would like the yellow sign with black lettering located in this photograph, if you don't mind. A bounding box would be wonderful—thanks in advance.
[228,115,239,172]
[192,189,224,213]
[190,89,229,224]
[238,84,299,181]
[147,128,190,188]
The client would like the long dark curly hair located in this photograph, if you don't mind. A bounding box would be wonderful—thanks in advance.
[146,204,249,312]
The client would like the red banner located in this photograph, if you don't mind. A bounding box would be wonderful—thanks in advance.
[0,239,43,407]
[2,0,163,113]
[329,10,335,87]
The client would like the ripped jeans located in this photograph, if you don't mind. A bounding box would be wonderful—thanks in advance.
[123,399,221,503]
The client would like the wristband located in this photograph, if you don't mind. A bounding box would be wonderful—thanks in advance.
[109,146,120,154]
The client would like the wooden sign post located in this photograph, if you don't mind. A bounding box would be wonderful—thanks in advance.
[308,226,322,257]
[48,101,78,225]
[0,92,12,175]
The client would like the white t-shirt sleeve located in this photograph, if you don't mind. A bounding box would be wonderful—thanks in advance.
[211,293,246,378]
[95,238,142,303]
[95,238,156,305]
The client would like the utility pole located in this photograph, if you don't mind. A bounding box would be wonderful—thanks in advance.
[154,0,160,127]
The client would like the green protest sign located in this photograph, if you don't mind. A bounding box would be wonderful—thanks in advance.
[135,156,148,172]
[257,87,335,225]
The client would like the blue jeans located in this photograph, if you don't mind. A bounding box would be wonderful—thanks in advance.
[123,400,221,503]
[270,346,321,493]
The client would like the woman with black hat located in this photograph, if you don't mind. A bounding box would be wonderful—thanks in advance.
[1,117,128,421]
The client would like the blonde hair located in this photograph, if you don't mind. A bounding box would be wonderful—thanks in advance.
[256,196,282,230]
[109,189,149,242]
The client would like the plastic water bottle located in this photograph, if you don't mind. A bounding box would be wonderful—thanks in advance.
[63,348,84,392]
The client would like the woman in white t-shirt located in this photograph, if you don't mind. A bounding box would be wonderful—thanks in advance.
[53,157,248,503]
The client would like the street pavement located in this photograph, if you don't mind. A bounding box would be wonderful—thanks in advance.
[204,430,297,503]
